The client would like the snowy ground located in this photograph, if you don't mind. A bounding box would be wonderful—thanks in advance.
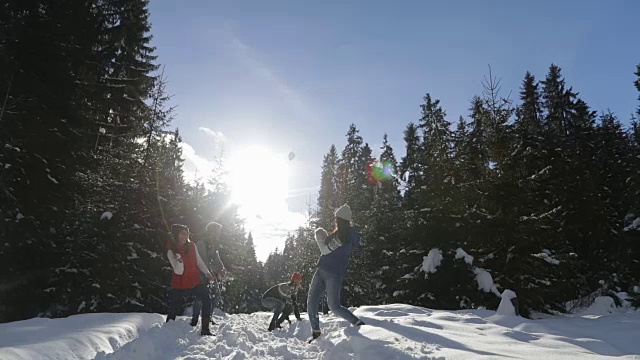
[1,302,639,360]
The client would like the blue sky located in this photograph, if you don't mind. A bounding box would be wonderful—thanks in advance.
[148,0,640,260]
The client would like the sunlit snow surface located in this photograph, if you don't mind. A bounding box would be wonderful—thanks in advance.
[1,303,639,359]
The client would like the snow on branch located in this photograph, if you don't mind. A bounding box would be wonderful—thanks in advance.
[455,248,474,265]
[531,249,560,265]
[624,217,640,231]
[473,267,501,297]
[420,248,443,275]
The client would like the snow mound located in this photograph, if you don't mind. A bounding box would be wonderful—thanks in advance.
[2,304,640,359]
[0,313,163,360]
[566,292,636,316]
[496,289,518,316]
[579,296,621,316]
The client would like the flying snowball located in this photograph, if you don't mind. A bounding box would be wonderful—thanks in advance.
[288,151,296,161]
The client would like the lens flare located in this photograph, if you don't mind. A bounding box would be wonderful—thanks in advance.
[368,160,395,183]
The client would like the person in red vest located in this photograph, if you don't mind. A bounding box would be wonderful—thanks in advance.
[165,224,216,336]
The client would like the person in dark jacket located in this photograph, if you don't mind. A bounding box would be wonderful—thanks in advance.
[191,221,226,327]
[307,204,364,341]
[262,272,303,331]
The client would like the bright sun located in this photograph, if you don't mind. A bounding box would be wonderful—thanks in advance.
[227,145,290,218]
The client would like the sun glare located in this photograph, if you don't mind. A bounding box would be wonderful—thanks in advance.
[227,145,290,219]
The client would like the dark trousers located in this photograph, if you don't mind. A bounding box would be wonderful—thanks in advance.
[192,283,216,322]
[166,284,211,322]
[262,297,285,328]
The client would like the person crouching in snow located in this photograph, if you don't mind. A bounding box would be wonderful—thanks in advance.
[307,204,364,341]
[165,224,216,336]
[261,272,303,331]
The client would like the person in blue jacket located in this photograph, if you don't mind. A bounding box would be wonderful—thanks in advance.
[307,203,365,341]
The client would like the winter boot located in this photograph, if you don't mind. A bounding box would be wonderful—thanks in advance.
[200,317,214,336]
[276,313,290,328]
[312,330,321,340]
[190,317,198,327]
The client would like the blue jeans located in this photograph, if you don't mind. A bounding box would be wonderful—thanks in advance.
[262,297,285,328]
[307,268,360,331]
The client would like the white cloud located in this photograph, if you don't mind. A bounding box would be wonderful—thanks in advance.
[242,208,309,262]
[179,141,216,184]
[198,127,227,143]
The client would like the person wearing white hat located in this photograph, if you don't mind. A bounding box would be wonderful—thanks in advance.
[307,204,365,342]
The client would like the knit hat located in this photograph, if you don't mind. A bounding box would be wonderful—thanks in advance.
[205,221,222,234]
[171,224,189,237]
[291,272,302,283]
[170,224,190,250]
[334,204,352,222]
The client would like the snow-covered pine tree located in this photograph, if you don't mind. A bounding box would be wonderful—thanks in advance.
[263,249,287,287]
[332,124,377,306]
[335,125,377,219]
[539,65,611,299]
[236,233,264,313]
[399,123,422,212]
[363,134,404,304]
[0,0,109,320]
[591,112,636,288]
[315,145,341,230]
[481,71,578,315]
[393,94,479,309]
[627,64,640,307]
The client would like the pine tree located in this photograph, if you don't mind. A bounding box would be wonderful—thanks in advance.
[395,94,476,309]
[480,67,514,169]
[263,250,286,286]
[315,145,340,230]
[365,134,403,303]
[0,0,161,320]
[626,64,640,305]
[236,232,263,313]
[399,122,422,213]
[414,93,455,246]
[336,124,372,218]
